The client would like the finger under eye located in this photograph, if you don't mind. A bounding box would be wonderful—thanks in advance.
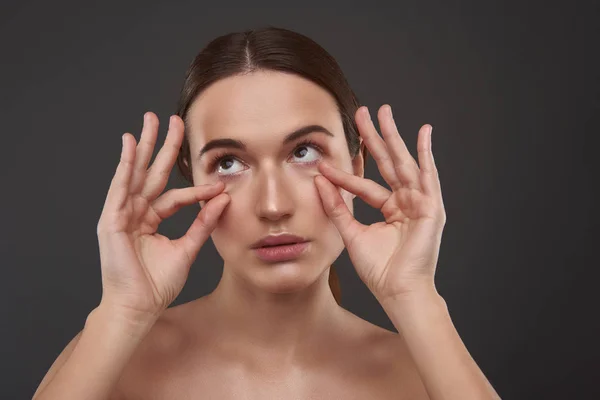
[317,161,390,209]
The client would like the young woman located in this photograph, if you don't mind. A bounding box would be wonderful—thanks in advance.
[33,26,500,399]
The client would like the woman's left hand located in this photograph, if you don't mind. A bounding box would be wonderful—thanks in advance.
[314,105,447,304]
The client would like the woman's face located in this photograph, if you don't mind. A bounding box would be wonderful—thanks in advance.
[186,70,363,294]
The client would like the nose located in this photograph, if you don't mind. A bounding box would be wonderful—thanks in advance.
[254,166,295,222]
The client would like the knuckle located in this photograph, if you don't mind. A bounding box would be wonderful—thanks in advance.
[120,156,134,166]
[168,196,182,211]
[330,202,347,218]
[96,220,108,236]
[160,190,178,209]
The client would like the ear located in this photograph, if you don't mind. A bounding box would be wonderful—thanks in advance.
[352,139,365,178]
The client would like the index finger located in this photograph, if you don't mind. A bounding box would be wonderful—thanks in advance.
[150,182,225,221]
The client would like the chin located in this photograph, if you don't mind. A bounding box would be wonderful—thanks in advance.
[249,261,325,294]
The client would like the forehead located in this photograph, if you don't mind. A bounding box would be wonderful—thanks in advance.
[186,70,342,143]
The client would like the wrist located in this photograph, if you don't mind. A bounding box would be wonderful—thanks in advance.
[90,302,159,338]
[379,284,446,314]
[379,286,449,338]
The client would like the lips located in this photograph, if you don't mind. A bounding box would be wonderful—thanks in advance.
[251,233,308,249]
[253,241,310,263]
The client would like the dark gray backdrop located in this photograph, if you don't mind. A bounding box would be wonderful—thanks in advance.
[1,0,597,398]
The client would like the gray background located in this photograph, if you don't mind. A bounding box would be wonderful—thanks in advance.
[1,0,598,398]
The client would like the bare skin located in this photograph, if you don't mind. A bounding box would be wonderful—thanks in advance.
[112,295,429,399]
[32,70,431,400]
[124,71,428,398]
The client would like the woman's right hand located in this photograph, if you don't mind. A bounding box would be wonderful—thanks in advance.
[95,112,229,322]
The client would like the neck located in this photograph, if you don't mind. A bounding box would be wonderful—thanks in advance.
[203,265,344,370]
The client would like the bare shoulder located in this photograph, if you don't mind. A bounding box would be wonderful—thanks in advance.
[338,308,430,399]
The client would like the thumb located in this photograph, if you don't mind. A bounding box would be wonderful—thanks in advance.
[175,192,230,260]
[314,175,364,247]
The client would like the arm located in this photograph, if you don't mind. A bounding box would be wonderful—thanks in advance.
[313,107,499,398]
[381,287,501,400]
[32,304,158,400]
[32,113,227,399]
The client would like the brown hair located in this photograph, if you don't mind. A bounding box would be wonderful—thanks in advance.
[174,25,368,306]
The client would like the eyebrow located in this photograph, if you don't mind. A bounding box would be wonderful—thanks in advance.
[197,124,335,161]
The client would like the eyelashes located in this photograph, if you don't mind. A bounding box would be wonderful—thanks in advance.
[207,138,325,178]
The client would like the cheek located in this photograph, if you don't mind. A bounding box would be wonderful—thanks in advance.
[295,173,321,204]
[295,172,356,231]
[212,194,243,231]
[292,168,353,215]
[209,196,247,258]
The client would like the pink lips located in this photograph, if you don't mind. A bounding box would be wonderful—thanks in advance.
[253,241,310,263]
[252,233,307,248]
[251,233,310,263]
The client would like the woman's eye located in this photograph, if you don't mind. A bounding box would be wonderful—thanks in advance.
[290,144,321,163]
[215,157,245,175]
[213,143,322,177]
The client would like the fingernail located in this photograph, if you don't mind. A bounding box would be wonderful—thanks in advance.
[387,105,393,118]
[365,107,371,121]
